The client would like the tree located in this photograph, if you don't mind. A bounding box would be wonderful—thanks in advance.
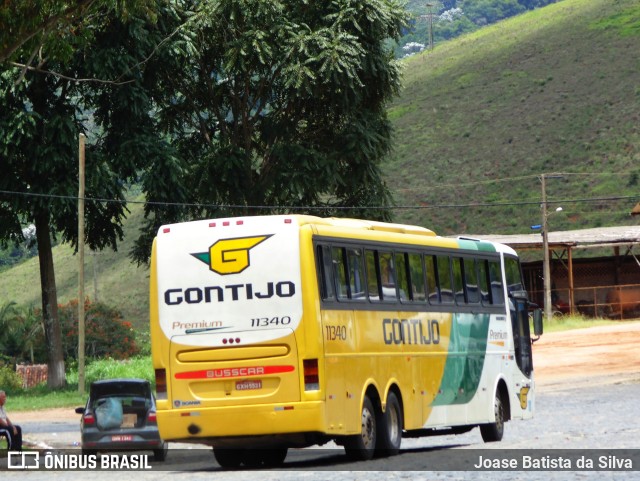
[130,0,409,263]
[0,0,154,65]
[460,0,525,25]
[0,2,168,386]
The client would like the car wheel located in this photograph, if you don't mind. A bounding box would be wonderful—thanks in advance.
[153,444,168,462]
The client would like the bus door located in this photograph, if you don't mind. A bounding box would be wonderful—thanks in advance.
[509,293,533,378]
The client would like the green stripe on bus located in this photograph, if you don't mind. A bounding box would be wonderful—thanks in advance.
[431,313,490,406]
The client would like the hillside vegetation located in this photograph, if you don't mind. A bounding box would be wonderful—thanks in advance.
[386,0,640,235]
[0,201,150,329]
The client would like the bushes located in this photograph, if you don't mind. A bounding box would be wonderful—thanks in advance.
[58,299,139,360]
[0,364,22,392]
[0,299,139,365]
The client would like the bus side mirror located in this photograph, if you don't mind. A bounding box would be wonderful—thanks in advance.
[532,309,543,337]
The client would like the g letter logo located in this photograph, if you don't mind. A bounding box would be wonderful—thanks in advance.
[192,235,272,275]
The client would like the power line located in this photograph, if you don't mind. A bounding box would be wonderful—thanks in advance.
[395,170,640,192]
[1,189,638,211]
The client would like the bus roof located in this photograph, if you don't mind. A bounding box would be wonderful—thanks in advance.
[157,214,516,256]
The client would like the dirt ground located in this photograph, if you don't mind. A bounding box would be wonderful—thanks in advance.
[9,321,640,424]
[532,320,640,388]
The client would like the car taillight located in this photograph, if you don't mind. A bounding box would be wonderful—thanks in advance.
[148,411,157,423]
[83,413,95,426]
[155,368,167,400]
[303,359,319,391]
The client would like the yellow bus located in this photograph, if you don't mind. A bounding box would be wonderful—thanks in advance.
[150,215,543,467]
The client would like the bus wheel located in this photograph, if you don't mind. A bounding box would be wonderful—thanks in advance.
[213,448,244,469]
[480,391,505,443]
[376,391,402,456]
[257,448,288,468]
[345,395,377,461]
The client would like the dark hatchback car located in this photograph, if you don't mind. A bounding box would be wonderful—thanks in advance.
[75,378,168,461]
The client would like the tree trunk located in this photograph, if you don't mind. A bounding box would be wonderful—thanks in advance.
[35,210,66,388]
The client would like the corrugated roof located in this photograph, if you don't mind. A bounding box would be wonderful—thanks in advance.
[465,225,640,250]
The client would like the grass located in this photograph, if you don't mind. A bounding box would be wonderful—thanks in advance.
[8,356,154,412]
[386,0,640,237]
[540,315,634,333]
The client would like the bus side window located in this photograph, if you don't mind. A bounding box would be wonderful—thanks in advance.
[379,251,397,301]
[478,259,491,305]
[489,260,505,305]
[408,253,427,302]
[453,257,465,304]
[395,253,410,301]
[317,245,335,300]
[332,247,349,301]
[437,255,454,304]
[504,256,524,294]
[464,258,481,304]
[425,255,439,304]
[347,248,365,300]
[366,249,382,302]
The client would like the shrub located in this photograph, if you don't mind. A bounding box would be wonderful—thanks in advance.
[58,299,139,361]
[0,364,23,393]
[0,302,47,365]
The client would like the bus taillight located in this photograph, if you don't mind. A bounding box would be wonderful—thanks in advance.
[303,359,319,391]
[155,368,167,400]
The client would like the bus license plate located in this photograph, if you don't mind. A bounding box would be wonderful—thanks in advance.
[111,435,133,442]
[236,380,262,391]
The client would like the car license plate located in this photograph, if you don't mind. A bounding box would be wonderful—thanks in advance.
[111,435,133,442]
[236,380,262,391]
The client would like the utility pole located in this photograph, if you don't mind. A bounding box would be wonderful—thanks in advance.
[540,173,563,321]
[541,174,552,322]
[78,133,86,395]
[427,3,434,50]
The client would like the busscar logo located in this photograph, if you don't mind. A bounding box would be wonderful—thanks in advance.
[191,235,273,275]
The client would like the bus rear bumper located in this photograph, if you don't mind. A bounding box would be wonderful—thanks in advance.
[157,401,328,447]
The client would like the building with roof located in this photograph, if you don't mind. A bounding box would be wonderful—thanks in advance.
[472,226,640,319]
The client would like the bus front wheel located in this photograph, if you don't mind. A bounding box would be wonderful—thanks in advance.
[345,395,377,460]
[480,391,505,442]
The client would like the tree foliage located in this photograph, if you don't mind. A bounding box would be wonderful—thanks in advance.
[0,0,155,65]
[0,2,161,387]
[128,0,408,263]
[0,300,138,365]
[398,0,559,52]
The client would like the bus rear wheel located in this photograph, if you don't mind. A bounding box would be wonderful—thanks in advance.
[376,391,402,456]
[480,391,505,442]
[213,448,244,469]
[345,395,377,460]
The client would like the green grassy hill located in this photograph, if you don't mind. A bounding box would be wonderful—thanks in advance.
[385,0,640,235]
[0,201,150,330]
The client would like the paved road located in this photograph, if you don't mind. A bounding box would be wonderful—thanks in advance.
[3,374,639,479]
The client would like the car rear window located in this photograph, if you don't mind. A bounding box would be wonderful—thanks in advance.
[91,381,150,400]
